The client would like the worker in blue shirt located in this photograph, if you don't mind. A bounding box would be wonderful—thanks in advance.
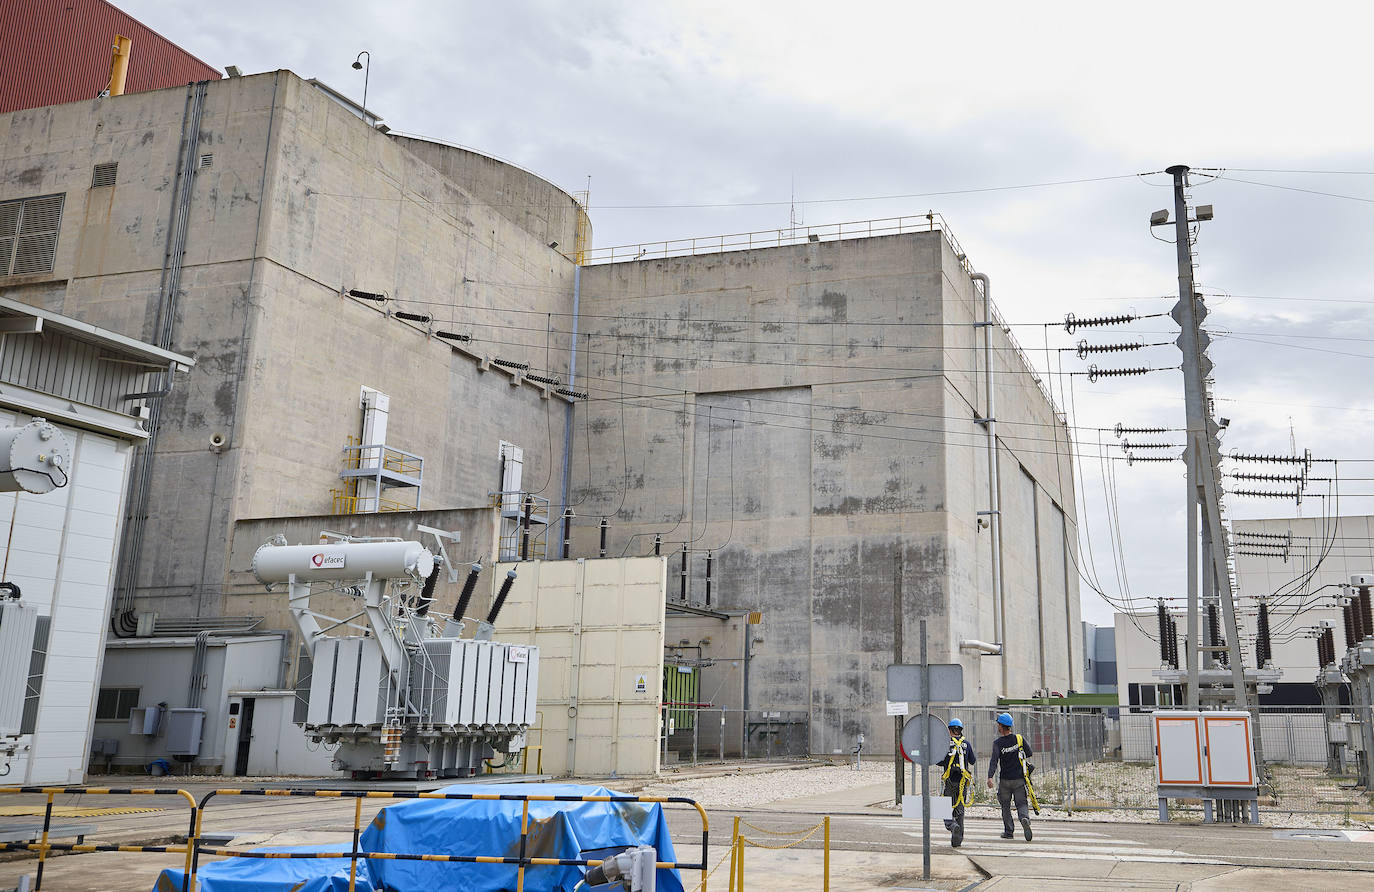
[986,712,1033,841]
[936,717,976,847]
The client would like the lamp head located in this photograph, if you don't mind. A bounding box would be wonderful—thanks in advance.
[352,60,364,70]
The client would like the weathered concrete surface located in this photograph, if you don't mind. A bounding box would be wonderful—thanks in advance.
[0,71,578,632]
[574,231,1080,754]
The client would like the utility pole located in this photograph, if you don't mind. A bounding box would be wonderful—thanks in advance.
[1163,164,1249,710]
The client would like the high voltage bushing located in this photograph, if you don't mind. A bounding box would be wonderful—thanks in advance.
[1114,424,1168,437]
[435,330,471,343]
[1157,602,1171,665]
[451,561,483,623]
[414,555,441,617]
[1167,619,1179,669]
[346,288,387,302]
[1256,602,1272,667]
[1077,339,1143,359]
[1316,632,1327,668]
[556,388,589,400]
[1088,364,1153,382]
[526,372,562,386]
[1064,312,1137,334]
[484,568,519,624]
[1359,586,1374,640]
[599,517,608,559]
[393,311,431,324]
[561,508,573,560]
[492,357,530,371]
[1344,600,1359,649]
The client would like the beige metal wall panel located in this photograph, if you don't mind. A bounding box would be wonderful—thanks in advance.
[493,556,666,777]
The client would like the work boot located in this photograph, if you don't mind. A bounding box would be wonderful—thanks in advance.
[951,825,963,848]
[999,831,1014,839]
[1021,817,1033,841]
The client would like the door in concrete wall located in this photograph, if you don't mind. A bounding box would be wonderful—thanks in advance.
[233,698,256,776]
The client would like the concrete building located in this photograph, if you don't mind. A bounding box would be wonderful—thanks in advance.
[570,229,1081,755]
[1081,621,1118,695]
[1,64,1078,773]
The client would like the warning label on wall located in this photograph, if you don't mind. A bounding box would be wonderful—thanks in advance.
[635,674,647,693]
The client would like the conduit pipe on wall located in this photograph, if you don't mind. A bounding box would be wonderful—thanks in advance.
[959,639,1002,656]
[970,271,1007,693]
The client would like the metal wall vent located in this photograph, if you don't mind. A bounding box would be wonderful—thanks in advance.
[198,154,213,169]
[91,162,118,188]
[0,194,64,277]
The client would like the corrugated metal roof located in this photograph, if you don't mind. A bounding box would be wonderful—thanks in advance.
[0,0,221,115]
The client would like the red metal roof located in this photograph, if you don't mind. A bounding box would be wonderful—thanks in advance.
[0,0,221,114]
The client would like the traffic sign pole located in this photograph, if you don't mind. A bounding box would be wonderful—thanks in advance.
[921,619,930,881]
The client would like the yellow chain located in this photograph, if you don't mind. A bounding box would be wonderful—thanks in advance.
[738,825,823,850]
[736,819,824,837]
[682,843,737,892]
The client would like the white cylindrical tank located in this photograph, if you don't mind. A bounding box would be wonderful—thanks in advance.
[0,418,72,495]
[252,540,434,583]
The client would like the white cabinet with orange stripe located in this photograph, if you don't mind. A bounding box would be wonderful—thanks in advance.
[1152,710,1256,788]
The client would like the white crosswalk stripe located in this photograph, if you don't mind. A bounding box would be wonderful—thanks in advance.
[878,818,1222,862]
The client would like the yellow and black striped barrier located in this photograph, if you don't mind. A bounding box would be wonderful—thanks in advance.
[193,787,711,892]
[0,785,199,892]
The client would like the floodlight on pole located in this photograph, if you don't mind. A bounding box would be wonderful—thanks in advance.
[352,51,370,120]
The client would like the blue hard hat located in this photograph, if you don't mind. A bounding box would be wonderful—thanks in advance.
[948,718,963,729]
[997,712,1014,727]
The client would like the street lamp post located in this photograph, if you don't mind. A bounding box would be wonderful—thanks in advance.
[352,51,370,120]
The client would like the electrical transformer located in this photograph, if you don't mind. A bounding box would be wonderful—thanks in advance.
[253,535,539,779]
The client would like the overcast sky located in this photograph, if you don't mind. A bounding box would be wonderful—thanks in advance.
[120,1,1374,628]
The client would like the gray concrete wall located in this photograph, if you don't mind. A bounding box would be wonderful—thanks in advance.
[571,231,1079,754]
[392,136,589,255]
[0,71,579,624]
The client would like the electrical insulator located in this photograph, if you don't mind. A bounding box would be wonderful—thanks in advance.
[1065,312,1137,334]
[1167,619,1179,669]
[1360,586,1374,641]
[1345,601,1359,649]
[1255,602,1272,667]
[1157,602,1170,665]
[1315,634,1326,669]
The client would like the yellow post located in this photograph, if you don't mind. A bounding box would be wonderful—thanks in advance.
[823,816,830,892]
[735,835,744,891]
[517,798,529,892]
[35,792,53,888]
[349,796,362,892]
[108,35,132,96]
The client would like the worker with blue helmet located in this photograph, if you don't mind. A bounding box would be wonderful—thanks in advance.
[936,716,975,847]
[987,711,1035,841]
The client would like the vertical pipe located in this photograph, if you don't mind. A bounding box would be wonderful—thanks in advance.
[893,551,904,805]
[557,266,582,555]
[705,551,713,607]
[599,517,608,559]
[520,495,533,561]
[680,543,688,601]
[108,35,132,96]
[970,271,1007,695]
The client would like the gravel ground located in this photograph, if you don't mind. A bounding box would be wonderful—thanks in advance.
[640,761,892,809]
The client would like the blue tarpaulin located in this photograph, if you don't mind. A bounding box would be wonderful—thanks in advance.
[361,783,684,892]
[148,783,684,892]
[152,846,375,892]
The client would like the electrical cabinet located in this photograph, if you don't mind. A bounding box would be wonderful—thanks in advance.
[1153,710,1255,787]
[165,708,204,756]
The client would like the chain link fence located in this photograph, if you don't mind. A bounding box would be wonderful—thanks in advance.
[659,702,1374,820]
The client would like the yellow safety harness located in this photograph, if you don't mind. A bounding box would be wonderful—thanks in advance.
[941,737,974,808]
[1015,733,1040,815]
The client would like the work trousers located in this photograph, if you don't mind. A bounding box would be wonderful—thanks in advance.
[997,778,1030,834]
